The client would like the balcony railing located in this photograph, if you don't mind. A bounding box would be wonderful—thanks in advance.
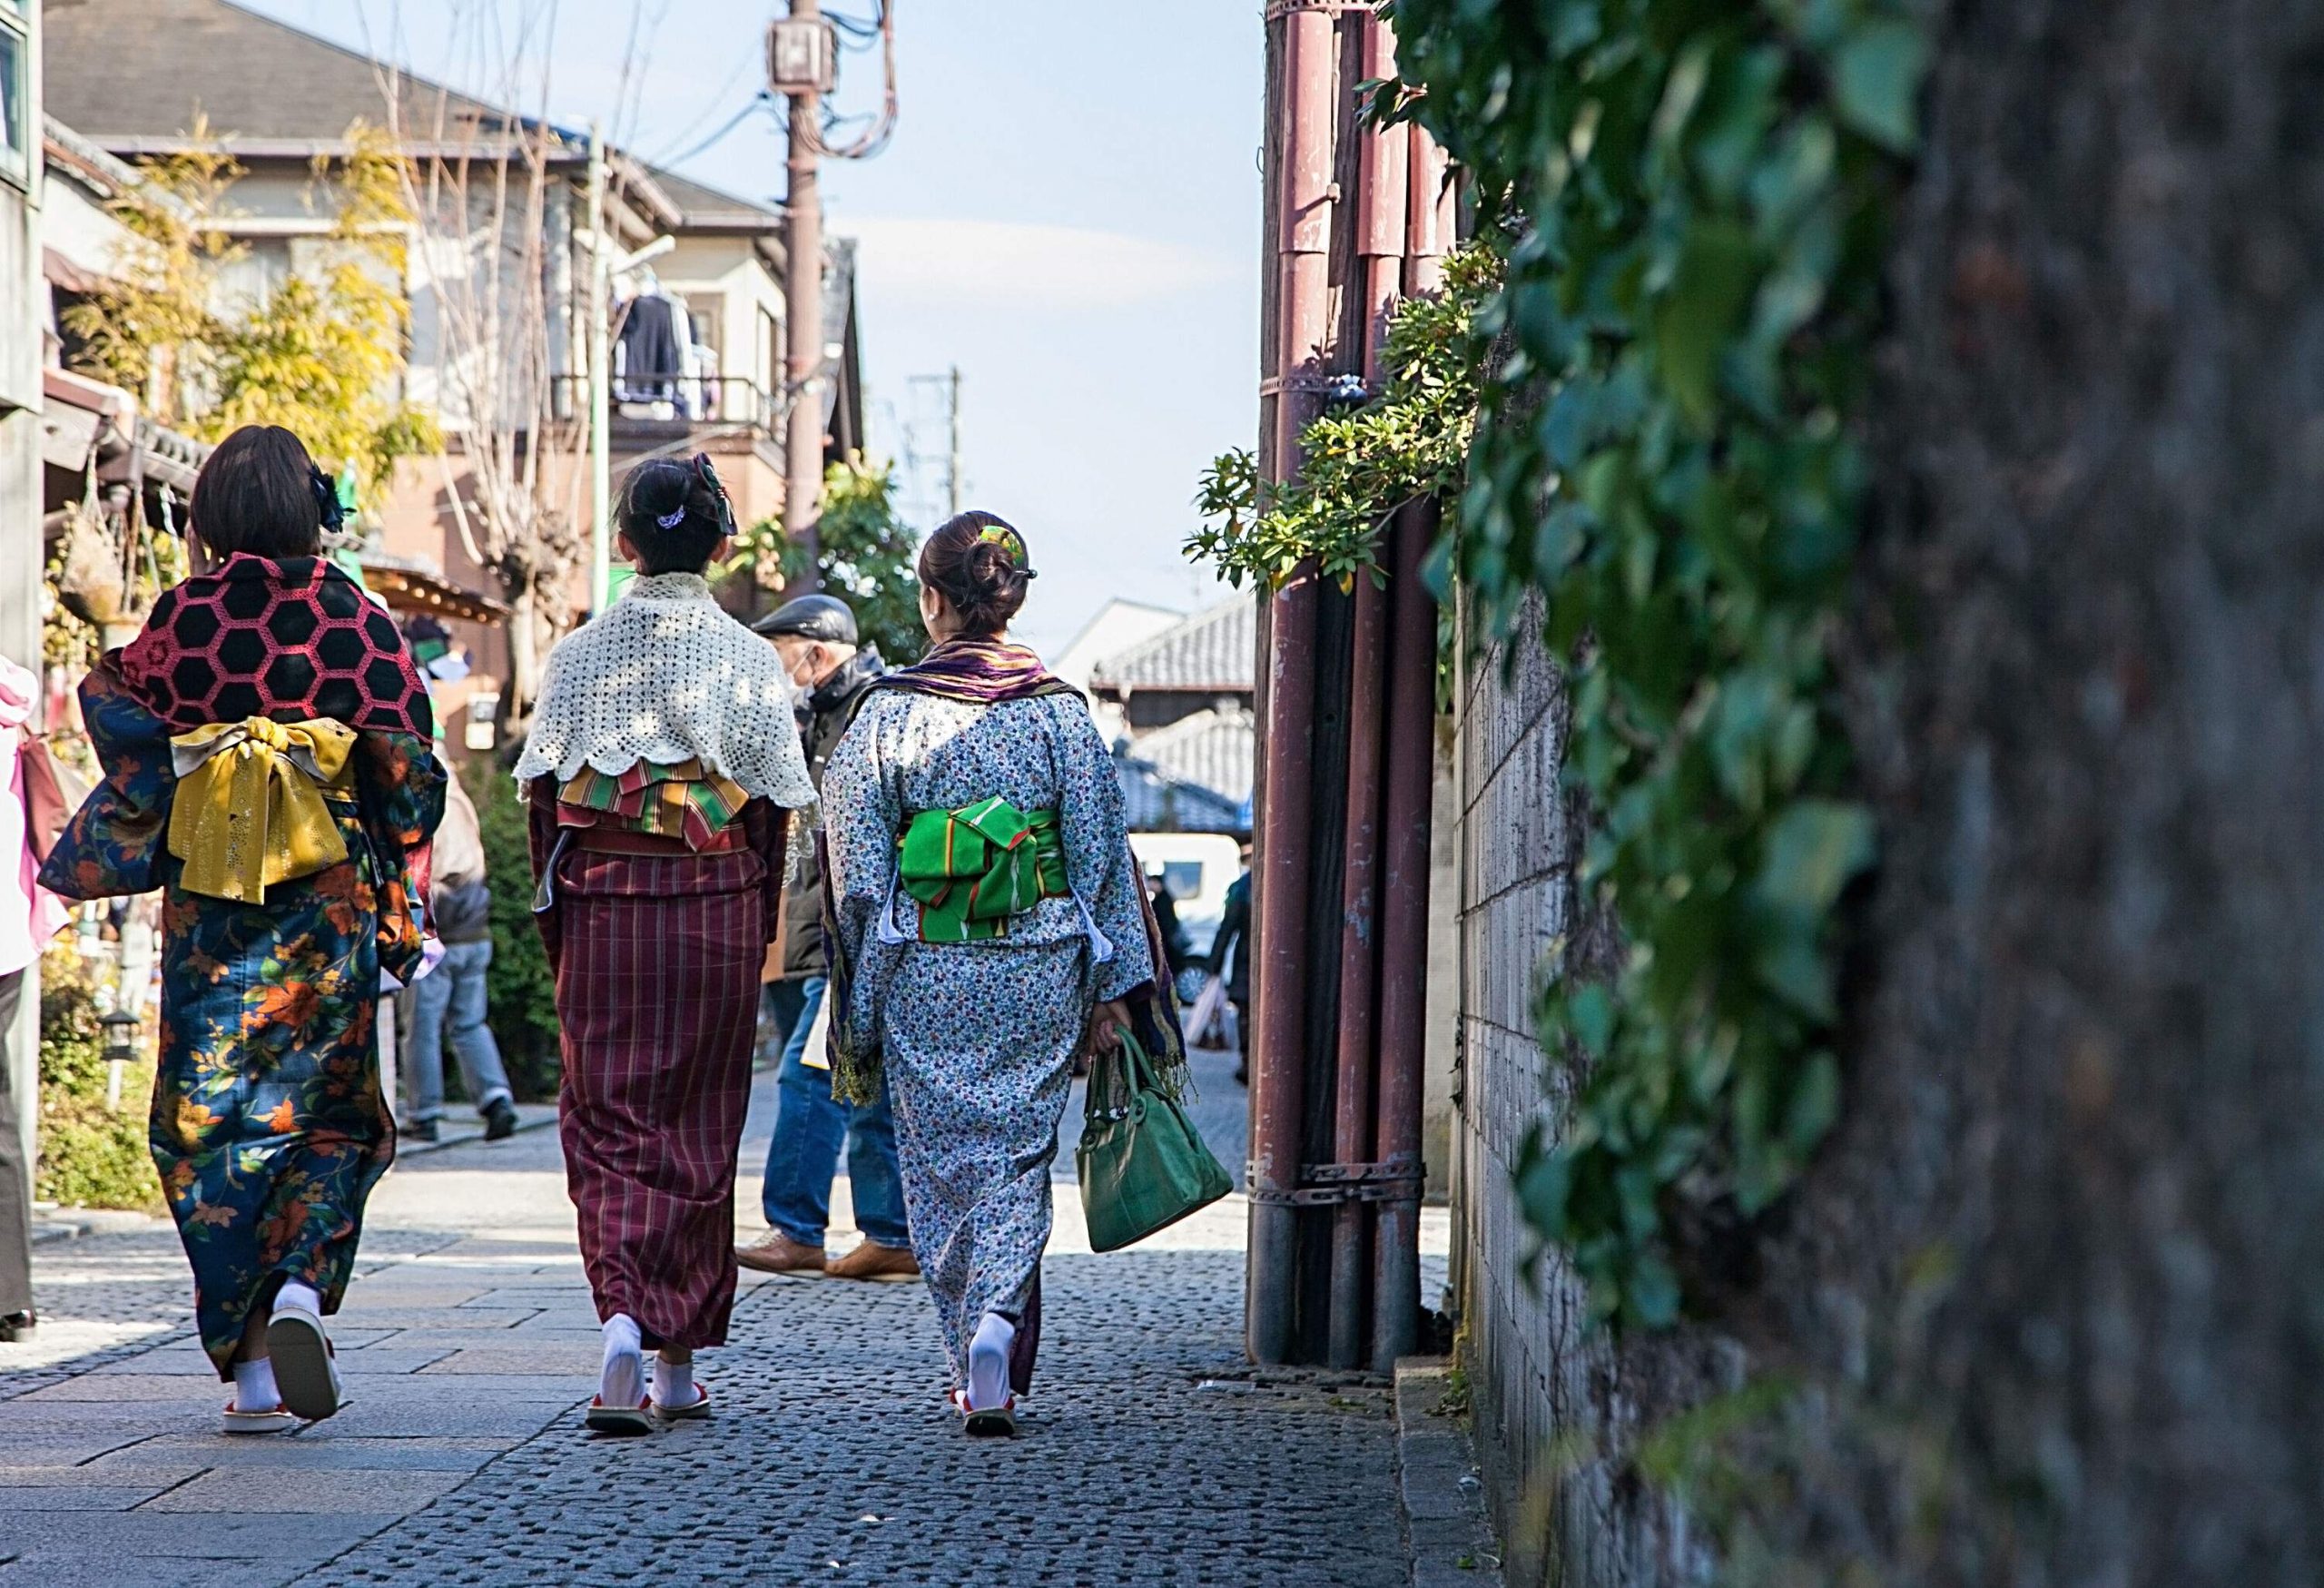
[549,374,780,432]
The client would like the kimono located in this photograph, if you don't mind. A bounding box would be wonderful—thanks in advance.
[822,636,1186,1395]
[516,571,812,1351]
[41,555,444,1379]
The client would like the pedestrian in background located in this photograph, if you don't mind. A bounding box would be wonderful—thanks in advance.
[0,656,67,1346]
[822,513,1187,1435]
[1208,849,1253,1084]
[735,593,916,1283]
[1145,858,1193,980]
[517,455,812,1435]
[403,770,518,1144]
[40,425,446,1433]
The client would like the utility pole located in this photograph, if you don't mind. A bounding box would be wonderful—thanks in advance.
[776,0,829,587]
[586,122,613,615]
[947,364,962,518]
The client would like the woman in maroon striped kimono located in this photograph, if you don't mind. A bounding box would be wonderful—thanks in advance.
[517,456,812,1435]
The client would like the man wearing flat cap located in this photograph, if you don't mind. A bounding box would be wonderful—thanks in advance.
[736,595,918,1282]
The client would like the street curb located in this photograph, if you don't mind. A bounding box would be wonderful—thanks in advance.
[25,1110,559,1244]
[1395,1356,1505,1587]
[393,1104,560,1159]
[29,1207,162,1246]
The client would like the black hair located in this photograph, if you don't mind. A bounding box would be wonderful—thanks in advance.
[616,453,736,576]
[190,425,331,560]
[919,510,1033,635]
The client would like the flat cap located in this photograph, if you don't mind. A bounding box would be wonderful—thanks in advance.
[753,593,858,644]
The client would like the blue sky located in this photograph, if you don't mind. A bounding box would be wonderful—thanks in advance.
[234,0,1261,653]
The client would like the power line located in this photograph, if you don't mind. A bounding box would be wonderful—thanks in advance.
[658,92,780,167]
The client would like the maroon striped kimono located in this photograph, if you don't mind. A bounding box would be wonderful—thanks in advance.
[527,790,788,1349]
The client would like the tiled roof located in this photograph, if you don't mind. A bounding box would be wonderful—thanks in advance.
[1129,706,1255,806]
[47,0,511,153]
[1089,592,1256,695]
[45,0,776,239]
[1115,753,1247,835]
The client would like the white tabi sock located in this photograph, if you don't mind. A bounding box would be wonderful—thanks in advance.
[231,1356,281,1414]
[967,1311,1015,1412]
[600,1314,644,1409]
[652,1355,701,1410]
[275,1280,323,1317]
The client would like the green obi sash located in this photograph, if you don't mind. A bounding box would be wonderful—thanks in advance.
[897,797,1069,942]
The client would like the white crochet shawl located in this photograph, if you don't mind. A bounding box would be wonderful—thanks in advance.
[513,572,814,807]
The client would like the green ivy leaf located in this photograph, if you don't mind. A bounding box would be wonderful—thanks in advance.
[1757,798,1876,918]
[1650,220,1759,425]
[1831,18,1929,154]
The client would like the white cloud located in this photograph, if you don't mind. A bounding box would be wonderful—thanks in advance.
[836,217,1238,311]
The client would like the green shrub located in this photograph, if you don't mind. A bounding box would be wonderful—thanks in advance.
[464,756,560,1100]
[35,945,162,1213]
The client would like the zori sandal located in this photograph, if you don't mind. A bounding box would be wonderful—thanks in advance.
[585,1395,655,1436]
[221,1400,298,1436]
[652,1383,712,1423]
[265,1304,344,1423]
[950,1387,1019,1439]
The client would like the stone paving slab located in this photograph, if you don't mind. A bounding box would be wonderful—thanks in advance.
[87,1435,521,1473]
[140,1468,471,1514]
[0,1482,182,1510]
[411,1344,604,1375]
[0,1509,400,1557]
[0,1553,281,1588]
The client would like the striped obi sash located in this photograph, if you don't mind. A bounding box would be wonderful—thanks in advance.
[893,797,1070,943]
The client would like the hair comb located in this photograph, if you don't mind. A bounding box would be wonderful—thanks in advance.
[976,522,1036,577]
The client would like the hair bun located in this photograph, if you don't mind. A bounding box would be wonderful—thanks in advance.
[919,510,1034,635]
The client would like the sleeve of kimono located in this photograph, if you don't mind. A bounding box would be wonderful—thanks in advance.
[521,778,565,967]
[37,656,176,901]
[1051,697,1153,1002]
[821,699,903,1062]
[350,732,445,982]
[353,727,447,834]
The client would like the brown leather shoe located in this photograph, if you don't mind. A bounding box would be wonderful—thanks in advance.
[735,1231,827,1276]
[824,1240,921,1283]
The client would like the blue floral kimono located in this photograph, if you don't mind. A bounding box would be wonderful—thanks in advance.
[43,646,444,1378]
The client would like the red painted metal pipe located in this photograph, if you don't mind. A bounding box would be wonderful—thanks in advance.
[1371,498,1440,1375]
[1325,9,1407,1371]
[1405,123,1452,298]
[1247,0,1339,1367]
[1327,565,1388,1368]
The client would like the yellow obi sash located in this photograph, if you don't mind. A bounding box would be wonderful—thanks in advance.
[167,716,358,903]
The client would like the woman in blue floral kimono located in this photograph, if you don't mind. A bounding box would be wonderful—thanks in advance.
[822,512,1186,1436]
[43,427,444,1435]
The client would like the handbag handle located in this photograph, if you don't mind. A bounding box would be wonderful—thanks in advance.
[1083,1024,1154,1125]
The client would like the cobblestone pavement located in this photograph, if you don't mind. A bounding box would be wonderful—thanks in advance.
[0,1047,1445,1586]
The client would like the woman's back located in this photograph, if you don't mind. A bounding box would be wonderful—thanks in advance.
[120,554,431,738]
[827,686,1130,954]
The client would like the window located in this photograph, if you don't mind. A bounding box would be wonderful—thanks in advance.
[0,1,27,190]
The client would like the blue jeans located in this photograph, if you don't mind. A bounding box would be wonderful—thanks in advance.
[408,940,514,1122]
[759,977,910,1248]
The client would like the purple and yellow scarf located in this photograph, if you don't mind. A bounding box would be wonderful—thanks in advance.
[865,636,1080,706]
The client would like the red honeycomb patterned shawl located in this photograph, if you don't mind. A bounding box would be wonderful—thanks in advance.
[115,555,432,737]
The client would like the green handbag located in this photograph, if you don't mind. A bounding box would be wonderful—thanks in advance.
[1076,1027,1234,1252]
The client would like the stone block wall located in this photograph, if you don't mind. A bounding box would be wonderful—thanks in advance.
[1449,595,1727,1587]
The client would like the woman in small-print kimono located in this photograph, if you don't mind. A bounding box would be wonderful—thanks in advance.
[822,511,1188,1436]
[42,426,445,1435]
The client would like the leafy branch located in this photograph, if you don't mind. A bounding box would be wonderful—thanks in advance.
[1189,245,1495,592]
[63,120,438,489]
